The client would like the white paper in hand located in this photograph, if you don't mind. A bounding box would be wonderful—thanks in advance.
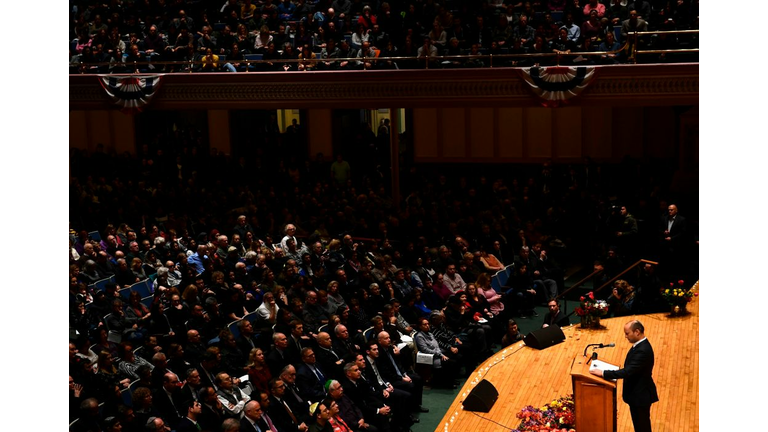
[590,359,619,381]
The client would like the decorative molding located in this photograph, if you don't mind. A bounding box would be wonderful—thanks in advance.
[70,64,698,110]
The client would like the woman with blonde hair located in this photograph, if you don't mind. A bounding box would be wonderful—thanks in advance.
[245,347,272,394]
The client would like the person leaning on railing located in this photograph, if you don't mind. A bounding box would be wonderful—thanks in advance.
[598,31,623,64]
[416,36,438,68]
[201,48,221,72]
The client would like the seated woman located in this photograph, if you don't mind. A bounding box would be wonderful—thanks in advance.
[253,25,273,53]
[479,249,505,272]
[131,258,148,281]
[476,273,505,319]
[580,10,603,45]
[413,317,459,389]
[500,319,525,347]
[245,348,273,395]
[95,350,132,399]
[280,42,299,71]
[606,279,636,317]
[201,48,221,71]
[148,301,175,337]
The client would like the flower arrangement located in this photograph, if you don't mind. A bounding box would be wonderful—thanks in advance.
[661,280,697,306]
[514,394,576,432]
[574,292,608,317]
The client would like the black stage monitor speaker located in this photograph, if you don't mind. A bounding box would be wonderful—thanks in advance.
[462,379,499,413]
[524,325,566,350]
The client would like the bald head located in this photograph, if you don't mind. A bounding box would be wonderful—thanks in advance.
[244,400,263,421]
[317,332,332,348]
[377,331,391,347]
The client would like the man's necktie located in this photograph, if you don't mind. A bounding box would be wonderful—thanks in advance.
[264,412,278,432]
[289,385,303,404]
[280,398,298,425]
[313,365,326,383]
[369,359,385,386]
[387,351,402,377]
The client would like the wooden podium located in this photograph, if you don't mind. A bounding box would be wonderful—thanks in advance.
[570,355,617,432]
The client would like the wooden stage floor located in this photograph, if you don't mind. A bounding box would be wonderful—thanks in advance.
[436,299,699,432]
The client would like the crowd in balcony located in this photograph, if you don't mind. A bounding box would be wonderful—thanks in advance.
[69,0,699,73]
[68,118,697,431]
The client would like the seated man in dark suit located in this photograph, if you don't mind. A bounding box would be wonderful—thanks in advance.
[198,386,228,432]
[236,319,264,363]
[361,343,412,431]
[332,324,361,358]
[268,377,310,432]
[541,299,570,328]
[279,365,311,419]
[326,379,379,432]
[295,347,330,404]
[178,368,204,407]
[375,331,427,414]
[176,400,204,432]
[338,361,393,430]
[152,372,184,429]
[315,331,345,380]
[240,400,271,432]
[266,332,292,376]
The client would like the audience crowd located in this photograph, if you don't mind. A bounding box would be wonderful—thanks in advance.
[69,0,699,73]
[69,117,697,431]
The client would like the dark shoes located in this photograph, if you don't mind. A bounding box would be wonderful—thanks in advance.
[418,406,429,413]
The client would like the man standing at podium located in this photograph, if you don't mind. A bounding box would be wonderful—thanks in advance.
[590,320,658,432]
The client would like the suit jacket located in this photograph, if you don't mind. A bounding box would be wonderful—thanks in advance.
[335,393,364,430]
[266,348,290,377]
[332,338,358,358]
[176,417,204,432]
[269,395,303,432]
[178,382,202,407]
[375,346,406,383]
[542,311,570,328]
[237,334,260,361]
[338,376,383,421]
[295,362,328,403]
[240,416,269,432]
[314,346,343,380]
[199,403,227,432]
[602,339,659,407]
[661,214,687,249]
[283,383,310,418]
[152,388,184,428]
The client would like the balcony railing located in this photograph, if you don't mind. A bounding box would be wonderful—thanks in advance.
[70,30,698,74]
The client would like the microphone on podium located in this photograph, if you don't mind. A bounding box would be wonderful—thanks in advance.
[583,343,615,363]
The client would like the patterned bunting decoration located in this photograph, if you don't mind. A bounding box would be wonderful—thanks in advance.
[98,74,164,113]
[520,66,596,107]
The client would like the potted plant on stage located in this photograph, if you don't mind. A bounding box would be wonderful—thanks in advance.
[662,280,697,317]
[575,292,608,329]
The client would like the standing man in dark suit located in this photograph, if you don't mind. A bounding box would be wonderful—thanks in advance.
[590,320,658,432]
[659,203,687,279]
[541,299,570,328]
